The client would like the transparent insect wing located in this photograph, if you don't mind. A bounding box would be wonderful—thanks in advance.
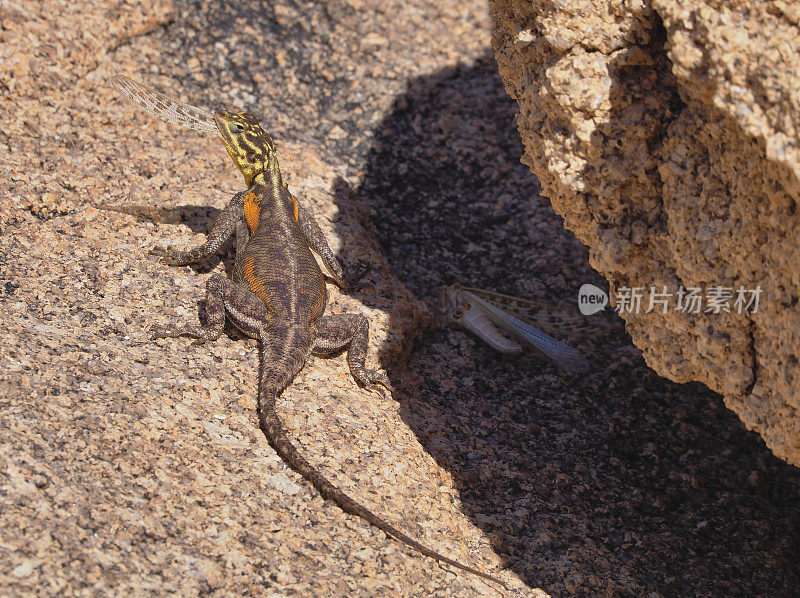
[459,285,597,341]
[464,290,590,374]
[110,75,222,137]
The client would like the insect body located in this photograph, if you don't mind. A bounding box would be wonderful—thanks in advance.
[439,284,592,374]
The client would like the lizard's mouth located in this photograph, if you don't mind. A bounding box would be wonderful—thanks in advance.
[213,112,258,185]
[213,114,229,141]
[213,113,240,161]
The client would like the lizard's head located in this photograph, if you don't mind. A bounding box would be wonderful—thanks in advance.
[214,110,277,185]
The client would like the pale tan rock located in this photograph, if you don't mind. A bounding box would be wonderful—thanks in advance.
[491,0,800,465]
[0,0,524,594]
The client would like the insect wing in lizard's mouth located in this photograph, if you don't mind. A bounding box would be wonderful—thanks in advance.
[110,75,223,137]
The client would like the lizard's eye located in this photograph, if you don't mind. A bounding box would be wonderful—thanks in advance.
[246,153,257,163]
[229,123,243,133]
[452,308,464,320]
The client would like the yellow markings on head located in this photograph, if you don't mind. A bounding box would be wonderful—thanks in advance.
[213,110,276,186]
[243,190,261,233]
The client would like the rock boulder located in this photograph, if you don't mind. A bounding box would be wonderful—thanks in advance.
[490,0,800,465]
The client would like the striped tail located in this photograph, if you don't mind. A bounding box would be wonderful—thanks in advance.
[256,342,505,588]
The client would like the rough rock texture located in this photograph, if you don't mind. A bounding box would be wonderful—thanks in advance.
[0,0,519,594]
[3,0,800,596]
[490,0,800,465]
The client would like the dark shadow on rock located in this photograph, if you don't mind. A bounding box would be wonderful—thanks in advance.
[98,203,233,274]
[349,52,800,596]
[99,204,221,232]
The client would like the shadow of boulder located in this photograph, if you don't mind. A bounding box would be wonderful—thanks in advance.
[351,52,800,597]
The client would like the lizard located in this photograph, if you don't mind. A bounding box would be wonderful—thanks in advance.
[110,75,505,588]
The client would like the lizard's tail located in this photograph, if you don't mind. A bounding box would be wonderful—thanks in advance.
[256,345,506,589]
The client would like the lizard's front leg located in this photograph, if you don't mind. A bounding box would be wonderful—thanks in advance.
[153,273,271,343]
[294,194,368,290]
[151,191,246,265]
[312,314,392,394]
[235,219,250,259]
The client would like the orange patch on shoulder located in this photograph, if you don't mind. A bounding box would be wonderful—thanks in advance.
[311,278,327,320]
[243,191,261,233]
[291,194,299,222]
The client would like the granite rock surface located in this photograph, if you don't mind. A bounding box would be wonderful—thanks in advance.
[2,0,799,596]
[491,0,800,465]
[0,0,514,594]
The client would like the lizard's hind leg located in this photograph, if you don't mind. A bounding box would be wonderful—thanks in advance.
[312,314,392,394]
[153,273,271,344]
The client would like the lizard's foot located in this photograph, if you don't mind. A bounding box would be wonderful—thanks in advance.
[149,245,196,266]
[312,313,391,395]
[151,324,220,345]
[360,368,393,397]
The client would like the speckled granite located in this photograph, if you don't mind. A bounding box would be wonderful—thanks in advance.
[2,0,799,596]
[490,0,800,466]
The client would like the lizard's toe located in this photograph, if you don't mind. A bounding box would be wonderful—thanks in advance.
[151,324,212,342]
[150,245,189,266]
[363,370,392,397]
[151,326,181,340]
[344,260,374,291]
[149,245,171,257]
